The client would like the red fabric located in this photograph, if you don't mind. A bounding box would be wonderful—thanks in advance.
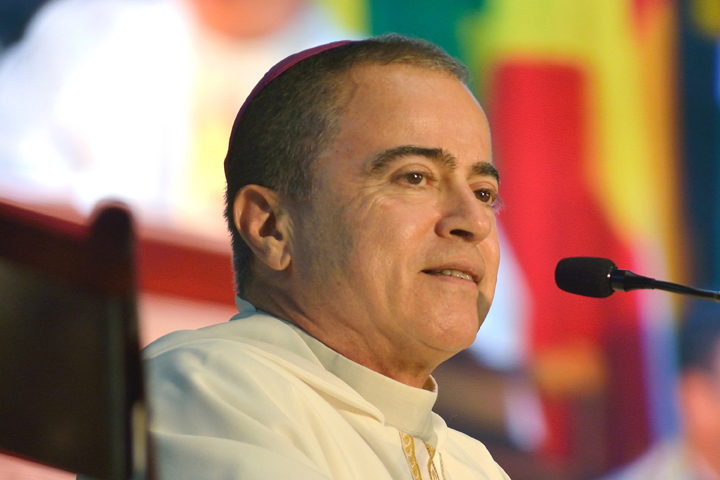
[0,199,235,305]
[0,200,87,239]
[489,61,650,465]
[632,0,666,32]
[137,240,234,305]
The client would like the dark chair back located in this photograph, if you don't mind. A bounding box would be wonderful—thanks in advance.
[0,202,148,480]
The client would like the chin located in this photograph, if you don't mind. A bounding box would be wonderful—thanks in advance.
[427,310,481,353]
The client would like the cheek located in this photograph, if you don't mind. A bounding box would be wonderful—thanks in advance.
[478,230,500,303]
[347,203,431,283]
[374,197,440,238]
[482,230,501,272]
[293,205,355,280]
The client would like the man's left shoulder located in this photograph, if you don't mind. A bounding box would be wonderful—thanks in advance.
[442,427,512,480]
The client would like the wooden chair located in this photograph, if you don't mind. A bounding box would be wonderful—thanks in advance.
[0,201,150,480]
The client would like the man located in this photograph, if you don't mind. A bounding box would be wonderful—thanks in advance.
[599,301,720,480]
[145,34,509,479]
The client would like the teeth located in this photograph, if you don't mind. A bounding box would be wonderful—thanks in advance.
[440,269,474,282]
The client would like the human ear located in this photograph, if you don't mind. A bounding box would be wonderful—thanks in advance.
[232,185,292,271]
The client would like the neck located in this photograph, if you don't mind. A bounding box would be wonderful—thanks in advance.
[244,283,441,389]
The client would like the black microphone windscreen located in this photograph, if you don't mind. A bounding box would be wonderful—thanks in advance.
[555,257,617,298]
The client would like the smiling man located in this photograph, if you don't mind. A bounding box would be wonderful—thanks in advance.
[145,35,508,479]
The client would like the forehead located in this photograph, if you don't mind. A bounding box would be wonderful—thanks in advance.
[322,63,492,175]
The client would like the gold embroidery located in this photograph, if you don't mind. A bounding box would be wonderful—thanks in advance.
[399,432,447,480]
[438,449,446,480]
[399,431,422,480]
[424,442,446,480]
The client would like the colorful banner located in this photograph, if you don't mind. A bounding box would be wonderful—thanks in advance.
[467,0,684,468]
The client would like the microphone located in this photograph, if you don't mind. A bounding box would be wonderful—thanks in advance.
[555,257,720,302]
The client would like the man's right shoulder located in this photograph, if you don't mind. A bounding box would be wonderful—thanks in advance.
[142,312,354,404]
[142,314,322,392]
[144,313,305,361]
[142,314,326,431]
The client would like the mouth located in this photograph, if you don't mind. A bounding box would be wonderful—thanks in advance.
[423,268,478,284]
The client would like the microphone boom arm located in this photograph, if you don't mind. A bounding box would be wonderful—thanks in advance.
[610,269,720,302]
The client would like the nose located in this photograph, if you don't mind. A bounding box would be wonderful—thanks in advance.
[436,184,494,243]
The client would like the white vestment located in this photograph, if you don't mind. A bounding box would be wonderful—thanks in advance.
[144,297,511,479]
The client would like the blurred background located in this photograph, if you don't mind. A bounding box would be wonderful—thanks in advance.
[0,0,719,479]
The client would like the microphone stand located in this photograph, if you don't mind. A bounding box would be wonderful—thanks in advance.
[610,269,720,302]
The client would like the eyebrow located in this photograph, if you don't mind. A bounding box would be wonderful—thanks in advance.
[470,161,500,183]
[368,145,499,183]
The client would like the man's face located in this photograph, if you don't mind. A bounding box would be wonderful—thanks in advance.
[287,63,500,383]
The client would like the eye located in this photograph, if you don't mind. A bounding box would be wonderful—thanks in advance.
[403,172,427,185]
[474,188,498,206]
[392,168,436,189]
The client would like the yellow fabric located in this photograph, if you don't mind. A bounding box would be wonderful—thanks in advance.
[188,66,233,214]
[692,0,720,36]
[314,0,369,34]
[470,0,684,280]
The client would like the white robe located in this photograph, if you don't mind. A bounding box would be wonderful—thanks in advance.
[144,298,511,479]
